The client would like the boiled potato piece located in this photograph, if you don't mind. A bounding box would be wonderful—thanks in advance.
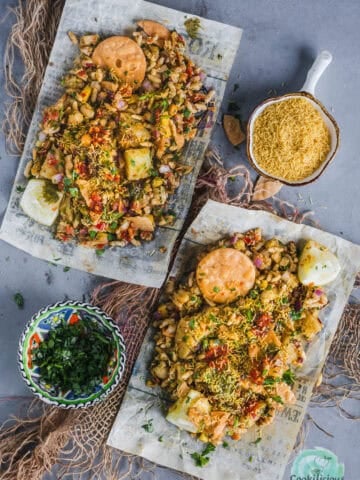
[298,240,340,286]
[301,310,323,340]
[20,179,63,226]
[124,148,152,180]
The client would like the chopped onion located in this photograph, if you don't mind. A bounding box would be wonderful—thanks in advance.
[253,257,263,268]
[142,79,152,91]
[79,228,88,236]
[314,288,323,296]
[159,164,171,174]
[38,132,47,142]
[116,99,127,110]
[199,71,206,82]
[52,173,64,184]
[153,130,160,140]
[228,235,238,245]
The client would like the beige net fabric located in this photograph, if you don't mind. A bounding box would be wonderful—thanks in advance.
[0,2,359,479]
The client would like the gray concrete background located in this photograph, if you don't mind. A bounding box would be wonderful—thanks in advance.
[0,0,359,478]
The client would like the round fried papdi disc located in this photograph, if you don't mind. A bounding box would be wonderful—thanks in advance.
[92,36,146,85]
[196,248,256,304]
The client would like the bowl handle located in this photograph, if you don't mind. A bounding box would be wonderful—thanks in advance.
[301,50,332,95]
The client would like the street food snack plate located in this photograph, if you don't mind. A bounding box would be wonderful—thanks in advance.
[0,0,242,287]
[107,200,360,480]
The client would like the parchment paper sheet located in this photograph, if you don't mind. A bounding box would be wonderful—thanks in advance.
[107,200,360,480]
[0,0,242,287]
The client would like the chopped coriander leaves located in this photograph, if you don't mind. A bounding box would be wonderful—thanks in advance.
[13,292,24,309]
[96,248,105,256]
[89,230,97,239]
[271,395,284,404]
[141,419,154,433]
[189,318,196,330]
[213,286,220,293]
[282,369,295,386]
[63,266,71,272]
[31,318,116,395]
[263,376,280,386]
[190,443,216,467]
[158,435,163,442]
[69,187,79,197]
[249,289,259,299]
[251,437,262,445]
[222,441,229,449]
[63,177,72,189]
[290,310,302,320]
[16,185,26,193]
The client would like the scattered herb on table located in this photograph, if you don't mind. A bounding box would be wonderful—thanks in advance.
[13,292,24,309]
[190,443,216,467]
[251,437,262,445]
[32,317,116,395]
[16,185,26,193]
[141,418,154,433]
[63,266,71,272]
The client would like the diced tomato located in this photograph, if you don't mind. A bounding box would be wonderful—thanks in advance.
[69,313,79,325]
[43,109,59,123]
[252,313,272,337]
[79,163,88,176]
[256,313,272,329]
[249,367,263,385]
[91,192,102,203]
[102,375,109,384]
[186,64,194,77]
[65,225,74,235]
[205,345,229,371]
[244,399,260,418]
[95,222,106,231]
[47,155,58,166]
[191,93,206,103]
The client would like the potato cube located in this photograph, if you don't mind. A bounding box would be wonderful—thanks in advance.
[124,148,152,180]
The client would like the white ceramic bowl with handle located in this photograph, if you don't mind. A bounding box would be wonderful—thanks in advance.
[247,51,340,186]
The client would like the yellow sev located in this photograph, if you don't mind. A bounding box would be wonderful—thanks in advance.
[252,97,331,181]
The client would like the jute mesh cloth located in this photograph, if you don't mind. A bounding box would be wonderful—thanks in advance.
[1,1,359,479]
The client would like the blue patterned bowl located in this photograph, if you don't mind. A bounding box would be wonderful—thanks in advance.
[18,301,126,408]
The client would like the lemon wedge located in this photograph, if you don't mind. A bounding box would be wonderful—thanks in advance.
[20,179,63,226]
[298,240,340,286]
[166,389,210,433]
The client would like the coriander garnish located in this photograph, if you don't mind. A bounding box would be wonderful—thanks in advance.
[190,443,216,467]
[141,419,154,433]
[13,292,24,309]
[32,317,116,395]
